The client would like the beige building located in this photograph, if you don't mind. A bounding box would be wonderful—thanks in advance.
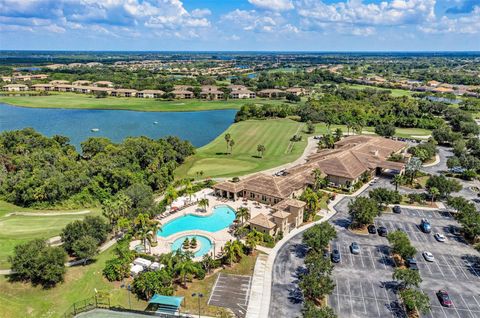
[93,81,114,87]
[172,89,194,99]
[54,84,74,92]
[72,80,92,86]
[257,89,285,98]
[286,87,307,96]
[230,89,256,99]
[2,84,29,91]
[50,80,70,85]
[110,89,137,97]
[200,85,224,100]
[137,90,164,98]
[31,84,54,91]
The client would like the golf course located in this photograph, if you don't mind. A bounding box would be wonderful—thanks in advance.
[0,92,289,112]
[175,119,432,179]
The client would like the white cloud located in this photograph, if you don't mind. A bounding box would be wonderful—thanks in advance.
[248,0,294,11]
[191,8,211,18]
[419,5,480,34]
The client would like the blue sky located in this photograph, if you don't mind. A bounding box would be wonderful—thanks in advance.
[0,0,479,51]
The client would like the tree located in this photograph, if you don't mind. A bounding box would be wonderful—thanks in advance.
[198,198,209,212]
[300,188,319,221]
[132,270,174,300]
[375,123,396,137]
[348,197,379,228]
[399,288,431,316]
[286,93,301,103]
[245,229,263,253]
[425,175,462,199]
[9,239,67,288]
[61,216,108,255]
[302,302,336,318]
[236,207,250,224]
[201,254,217,274]
[257,144,266,158]
[164,185,178,210]
[299,271,335,302]
[306,120,315,134]
[72,235,98,265]
[405,157,422,184]
[369,188,401,210]
[229,139,235,154]
[222,240,244,265]
[387,230,417,261]
[312,169,327,190]
[322,133,335,149]
[133,213,158,252]
[334,128,343,142]
[224,133,231,154]
[427,187,440,205]
[393,174,403,191]
[103,258,130,281]
[303,222,337,252]
[174,258,199,286]
[393,268,422,289]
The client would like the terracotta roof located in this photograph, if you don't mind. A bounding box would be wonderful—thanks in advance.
[112,88,137,93]
[249,213,276,229]
[286,87,304,92]
[140,90,165,94]
[272,210,290,219]
[258,89,284,93]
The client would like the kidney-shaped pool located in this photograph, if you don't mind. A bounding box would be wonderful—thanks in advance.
[158,205,236,238]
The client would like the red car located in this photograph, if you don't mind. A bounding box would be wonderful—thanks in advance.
[437,290,453,307]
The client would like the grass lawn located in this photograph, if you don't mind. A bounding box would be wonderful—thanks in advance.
[0,200,98,269]
[176,119,309,178]
[342,83,414,97]
[0,246,147,318]
[313,123,431,139]
[176,252,258,317]
[0,92,288,112]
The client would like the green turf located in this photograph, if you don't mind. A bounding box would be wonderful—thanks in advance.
[175,119,308,178]
[176,120,432,179]
[0,246,147,318]
[342,84,414,97]
[0,201,98,269]
[0,92,288,112]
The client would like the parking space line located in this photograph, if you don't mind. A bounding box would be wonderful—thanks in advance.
[440,254,459,280]
[359,282,367,314]
[335,278,340,314]
[370,281,381,317]
[244,276,252,306]
[432,260,446,278]
[459,294,475,317]
[208,274,221,304]
[450,255,471,280]
[376,247,387,270]
[472,295,480,309]
[347,278,354,315]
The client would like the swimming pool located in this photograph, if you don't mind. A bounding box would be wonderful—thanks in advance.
[158,205,236,237]
[171,235,213,258]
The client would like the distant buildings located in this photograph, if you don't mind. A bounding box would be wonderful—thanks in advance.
[2,84,29,92]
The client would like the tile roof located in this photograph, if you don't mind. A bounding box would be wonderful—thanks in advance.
[249,213,276,229]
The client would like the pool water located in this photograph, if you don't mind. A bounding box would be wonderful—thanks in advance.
[158,205,236,237]
[171,235,213,258]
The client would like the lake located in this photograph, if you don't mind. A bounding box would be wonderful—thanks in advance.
[0,103,236,149]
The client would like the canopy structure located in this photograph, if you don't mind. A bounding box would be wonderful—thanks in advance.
[148,294,183,315]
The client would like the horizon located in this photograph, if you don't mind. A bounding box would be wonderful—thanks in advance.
[1,0,479,51]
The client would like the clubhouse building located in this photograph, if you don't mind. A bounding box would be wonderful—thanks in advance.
[213,135,408,235]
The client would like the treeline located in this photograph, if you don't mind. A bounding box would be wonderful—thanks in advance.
[235,86,447,131]
[0,128,194,207]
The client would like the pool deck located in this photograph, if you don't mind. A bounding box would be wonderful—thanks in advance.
[130,189,273,260]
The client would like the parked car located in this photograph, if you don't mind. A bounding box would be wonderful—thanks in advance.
[378,226,388,237]
[331,249,341,263]
[450,225,461,236]
[437,290,453,307]
[434,233,446,242]
[350,242,361,255]
[406,258,419,270]
[422,251,435,262]
[393,205,401,214]
[368,224,377,234]
[420,218,431,233]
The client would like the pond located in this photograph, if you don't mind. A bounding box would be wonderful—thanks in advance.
[0,103,236,149]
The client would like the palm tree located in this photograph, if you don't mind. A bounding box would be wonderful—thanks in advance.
[198,198,209,212]
[134,213,156,253]
[174,258,199,287]
[236,207,250,224]
[334,128,343,141]
[183,178,194,202]
[229,139,235,154]
[117,193,132,218]
[393,174,403,191]
[224,133,231,154]
[201,254,216,274]
[222,240,244,265]
[301,188,319,215]
[117,217,131,235]
[164,185,178,210]
[102,199,118,229]
[406,157,422,184]
[245,229,263,254]
[312,168,325,190]
[257,144,266,158]
[428,187,440,206]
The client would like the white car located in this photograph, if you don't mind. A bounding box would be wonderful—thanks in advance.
[423,251,435,262]
[434,233,446,242]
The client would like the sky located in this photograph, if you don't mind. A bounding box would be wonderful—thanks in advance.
[0,0,479,51]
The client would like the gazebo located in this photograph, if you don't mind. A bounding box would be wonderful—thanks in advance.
[148,294,184,315]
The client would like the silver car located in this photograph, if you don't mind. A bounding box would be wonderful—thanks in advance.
[350,242,361,255]
[434,233,446,242]
[423,251,435,262]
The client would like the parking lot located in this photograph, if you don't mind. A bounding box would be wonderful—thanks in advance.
[329,197,480,318]
[208,273,252,317]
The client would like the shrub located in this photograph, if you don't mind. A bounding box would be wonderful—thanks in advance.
[103,258,130,281]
